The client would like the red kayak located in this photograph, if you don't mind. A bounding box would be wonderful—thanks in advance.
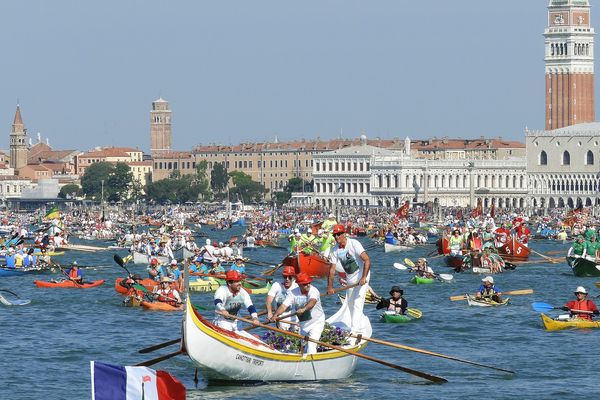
[114,278,159,295]
[141,300,183,311]
[34,279,105,289]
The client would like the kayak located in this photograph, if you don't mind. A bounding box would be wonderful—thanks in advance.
[410,275,435,284]
[141,300,183,311]
[34,279,105,289]
[541,313,600,331]
[380,308,423,323]
[114,278,160,295]
[566,256,600,277]
[339,292,379,305]
[465,294,510,307]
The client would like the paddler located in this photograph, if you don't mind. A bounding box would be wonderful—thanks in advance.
[288,229,301,253]
[213,270,260,331]
[449,229,464,256]
[230,256,246,274]
[269,272,325,354]
[567,235,585,258]
[476,276,502,303]
[376,286,407,315]
[265,266,298,330]
[318,228,335,258]
[189,257,210,281]
[166,260,183,291]
[414,257,434,278]
[321,213,337,232]
[561,286,599,320]
[147,257,166,281]
[153,276,182,306]
[583,231,599,261]
[327,224,371,334]
[66,261,83,284]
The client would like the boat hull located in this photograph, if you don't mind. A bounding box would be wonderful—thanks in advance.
[410,276,435,284]
[496,237,529,261]
[383,242,414,253]
[34,279,105,288]
[184,299,363,381]
[141,301,182,311]
[281,253,330,278]
[466,295,509,307]
[541,313,600,331]
[381,312,412,323]
[567,256,600,277]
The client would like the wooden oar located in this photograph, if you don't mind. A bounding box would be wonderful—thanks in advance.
[450,289,533,301]
[530,249,561,264]
[223,313,448,383]
[346,334,514,374]
[136,349,185,367]
[263,263,283,276]
[139,338,181,354]
[393,262,453,282]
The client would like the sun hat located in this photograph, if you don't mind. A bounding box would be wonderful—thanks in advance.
[389,286,403,295]
[225,270,242,282]
[482,276,494,284]
[282,266,296,276]
[575,286,588,294]
[295,272,312,284]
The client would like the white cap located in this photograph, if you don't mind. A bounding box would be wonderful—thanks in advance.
[219,242,223,246]
[317,229,324,235]
[575,286,588,294]
[328,213,335,218]
[294,228,300,234]
[482,276,494,284]
[206,239,211,245]
[170,260,178,266]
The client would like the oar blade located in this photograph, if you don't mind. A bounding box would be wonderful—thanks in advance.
[113,254,124,267]
[437,274,453,282]
[449,294,467,301]
[406,308,423,319]
[532,302,555,312]
[404,258,415,268]
[393,263,407,270]
[505,289,534,296]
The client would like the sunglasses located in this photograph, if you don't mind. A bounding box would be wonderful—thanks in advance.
[333,232,344,237]
[283,276,294,280]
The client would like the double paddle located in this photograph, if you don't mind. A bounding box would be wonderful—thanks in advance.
[393,260,453,282]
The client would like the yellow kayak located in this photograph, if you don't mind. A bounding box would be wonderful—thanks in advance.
[541,313,600,331]
[33,251,65,256]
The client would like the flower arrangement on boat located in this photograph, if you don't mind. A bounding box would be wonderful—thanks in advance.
[261,323,350,353]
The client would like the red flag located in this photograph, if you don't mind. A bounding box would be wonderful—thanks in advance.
[470,199,483,218]
[490,204,495,218]
[456,208,463,220]
[395,201,410,219]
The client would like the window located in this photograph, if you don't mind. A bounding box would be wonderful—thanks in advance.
[562,150,570,165]
[540,151,548,165]
[586,150,594,165]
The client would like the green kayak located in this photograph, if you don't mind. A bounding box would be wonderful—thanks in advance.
[410,275,435,284]
[381,308,423,323]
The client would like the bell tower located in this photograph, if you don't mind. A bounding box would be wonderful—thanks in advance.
[9,105,29,172]
[545,0,595,130]
[150,97,172,154]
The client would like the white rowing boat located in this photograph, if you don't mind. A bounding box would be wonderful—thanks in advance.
[183,297,365,381]
[0,293,31,306]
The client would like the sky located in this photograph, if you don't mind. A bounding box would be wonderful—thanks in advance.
[0,1,565,152]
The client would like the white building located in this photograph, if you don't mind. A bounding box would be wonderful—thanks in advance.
[526,123,600,209]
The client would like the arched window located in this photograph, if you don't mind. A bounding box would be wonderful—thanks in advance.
[587,150,594,165]
[563,151,570,165]
[551,43,555,56]
[540,151,548,165]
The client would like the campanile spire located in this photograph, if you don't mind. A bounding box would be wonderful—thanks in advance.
[545,0,595,130]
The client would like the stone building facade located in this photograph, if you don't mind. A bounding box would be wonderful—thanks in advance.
[9,105,29,172]
[150,98,172,155]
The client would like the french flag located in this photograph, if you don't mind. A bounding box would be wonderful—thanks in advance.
[91,361,186,400]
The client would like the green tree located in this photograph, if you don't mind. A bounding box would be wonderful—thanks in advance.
[107,162,134,202]
[58,184,83,199]
[229,171,266,203]
[81,162,115,201]
[145,177,201,204]
[194,160,210,200]
[210,162,229,195]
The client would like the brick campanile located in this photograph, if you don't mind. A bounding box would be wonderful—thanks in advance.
[150,97,172,154]
[545,0,595,130]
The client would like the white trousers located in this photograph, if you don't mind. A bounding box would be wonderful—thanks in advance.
[345,283,368,334]
[301,321,325,354]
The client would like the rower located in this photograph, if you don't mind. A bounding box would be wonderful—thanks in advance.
[147,258,166,281]
[476,276,502,303]
[561,286,599,321]
[414,258,434,278]
[376,286,407,315]
[189,257,210,281]
[567,235,585,258]
[166,260,183,291]
[67,261,83,284]
[153,276,182,306]
[230,256,246,274]
[269,272,325,355]
[213,270,259,331]
[449,229,464,256]
[265,266,298,330]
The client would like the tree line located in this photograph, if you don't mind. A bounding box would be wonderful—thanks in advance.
[61,161,312,205]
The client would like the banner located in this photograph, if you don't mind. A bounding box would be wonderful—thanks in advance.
[44,206,60,220]
[395,201,410,219]
[91,361,186,400]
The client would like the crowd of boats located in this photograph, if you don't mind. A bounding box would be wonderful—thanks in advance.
[2,204,600,385]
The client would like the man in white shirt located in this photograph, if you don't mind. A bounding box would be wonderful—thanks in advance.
[270,272,324,354]
[266,266,298,330]
[213,270,259,331]
[327,224,371,335]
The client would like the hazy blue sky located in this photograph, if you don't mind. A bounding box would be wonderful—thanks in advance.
[1,1,563,151]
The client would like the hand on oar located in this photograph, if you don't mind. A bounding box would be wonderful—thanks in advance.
[450,289,533,301]
[392,263,453,282]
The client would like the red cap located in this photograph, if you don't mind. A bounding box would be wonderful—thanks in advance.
[282,266,296,276]
[225,270,242,282]
[332,224,346,235]
[295,272,312,285]
[150,258,158,265]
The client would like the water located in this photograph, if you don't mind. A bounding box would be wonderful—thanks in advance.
[1,230,599,399]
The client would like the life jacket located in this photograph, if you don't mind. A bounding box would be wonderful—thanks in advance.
[68,269,80,279]
[480,286,498,299]
[470,237,482,251]
[387,298,406,314]
[157,288,177,305]
[566,299,597,321]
